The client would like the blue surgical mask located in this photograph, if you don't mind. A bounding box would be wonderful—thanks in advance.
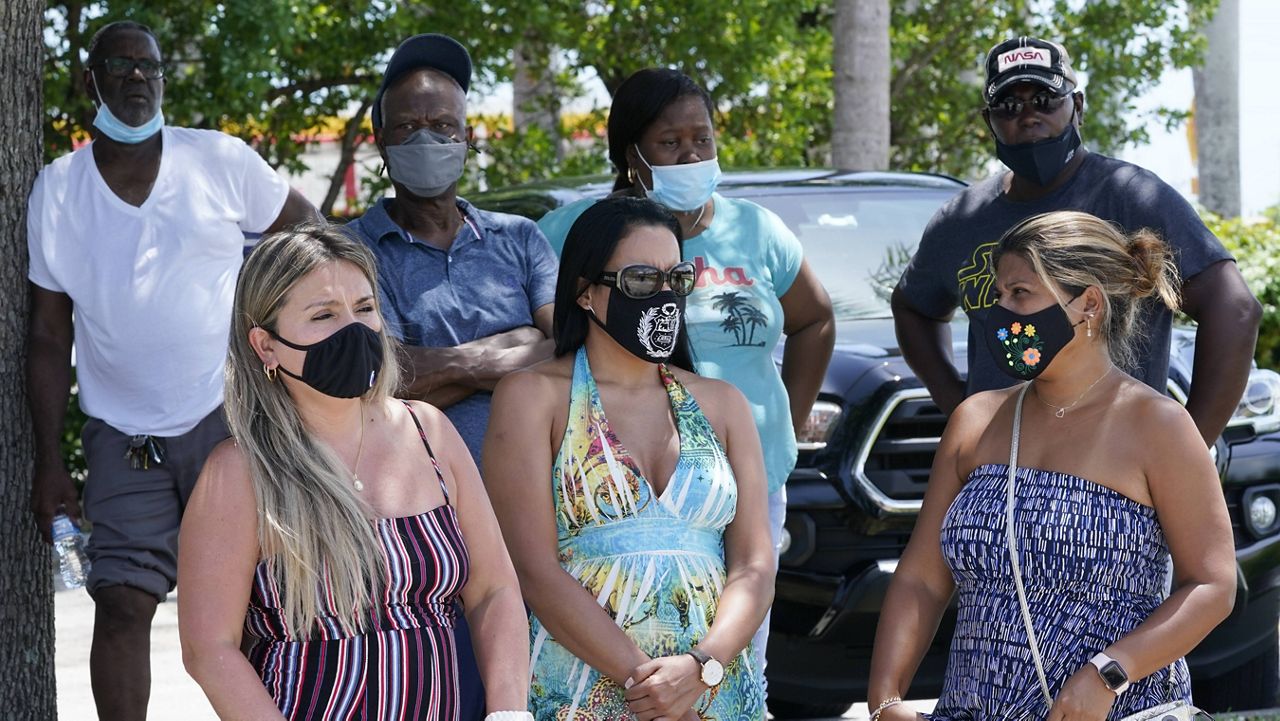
[91,72,164,144]
[637,150,721,212]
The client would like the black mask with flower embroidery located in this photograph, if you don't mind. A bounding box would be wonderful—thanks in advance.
[985,293,1086,380]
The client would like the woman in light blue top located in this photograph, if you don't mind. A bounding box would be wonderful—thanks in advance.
[537,69,835,688]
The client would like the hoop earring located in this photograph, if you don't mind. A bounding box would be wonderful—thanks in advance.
[264,364,278,382]
[627,167,636,185]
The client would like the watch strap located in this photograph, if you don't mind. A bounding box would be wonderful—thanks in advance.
[1088,652,1131,694]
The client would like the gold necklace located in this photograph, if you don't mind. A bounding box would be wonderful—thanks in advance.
[351,404,366,492]
[1033,367,1114,419]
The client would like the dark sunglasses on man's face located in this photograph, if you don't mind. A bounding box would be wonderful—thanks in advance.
[597,261,698,299]
[988,92,1068,120]
[94,57,166,79]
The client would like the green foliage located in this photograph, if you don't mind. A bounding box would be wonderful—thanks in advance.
[1202,207,1280,370]
[462,112,610,191]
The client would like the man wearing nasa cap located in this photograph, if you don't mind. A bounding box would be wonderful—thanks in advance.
[892,35,1259,449]
[346,33,557,461]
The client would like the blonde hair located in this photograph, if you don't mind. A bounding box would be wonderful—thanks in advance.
[226,223,402,637]
[993,210,1181,371]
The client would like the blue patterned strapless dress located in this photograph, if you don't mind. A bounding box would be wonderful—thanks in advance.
[929,464,1191,720]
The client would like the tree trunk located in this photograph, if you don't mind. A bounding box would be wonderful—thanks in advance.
[320,99,373,218]
[513,35,562,159]
[1192,0,1241,217]
[0,0,57,716]
[832,0,890,170]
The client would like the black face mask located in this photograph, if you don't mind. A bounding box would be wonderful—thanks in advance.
[589,289,685,363]
[270,322,384,398]
[984,294,1085,381]
[995,123,1081,186]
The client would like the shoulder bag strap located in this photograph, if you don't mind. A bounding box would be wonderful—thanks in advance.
[1005,383,1056,708]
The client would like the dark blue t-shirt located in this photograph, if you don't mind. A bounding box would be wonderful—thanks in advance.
[897,152,1232,395]
[345,197,558,463]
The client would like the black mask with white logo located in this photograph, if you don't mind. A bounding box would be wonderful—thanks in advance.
[995,123,1081,186]
[270,322,384,398]
[589,290,685,363]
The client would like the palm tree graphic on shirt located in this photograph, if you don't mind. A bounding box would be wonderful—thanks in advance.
[712,291,769,347]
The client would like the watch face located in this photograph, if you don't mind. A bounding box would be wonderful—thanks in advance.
[701,658,725,687]
[1099,660,1128,688]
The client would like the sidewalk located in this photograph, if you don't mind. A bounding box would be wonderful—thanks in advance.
[54,583,926,720]
[55,587,218,721]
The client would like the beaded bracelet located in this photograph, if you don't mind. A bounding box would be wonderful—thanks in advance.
[483,713,534,721]
[870,696,903,721]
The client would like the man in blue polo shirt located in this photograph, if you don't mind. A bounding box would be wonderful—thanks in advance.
[346,33,557,464]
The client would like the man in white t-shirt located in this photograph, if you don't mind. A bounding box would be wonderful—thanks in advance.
[25,20,317,721]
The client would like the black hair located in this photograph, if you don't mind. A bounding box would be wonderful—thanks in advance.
[87,21,161,66]
[553,196,696,372]
[607,68,715,192]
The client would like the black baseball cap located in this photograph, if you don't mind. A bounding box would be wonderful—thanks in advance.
[371,33,472,129]
[984,37,1078,104]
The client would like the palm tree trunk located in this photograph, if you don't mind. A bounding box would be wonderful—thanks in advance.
[1193,0,1241,217]
[832,0,890,170]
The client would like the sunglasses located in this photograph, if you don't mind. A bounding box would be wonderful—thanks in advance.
[988,92,1068,120]
[597,261,698,299]
[94,57,166,79]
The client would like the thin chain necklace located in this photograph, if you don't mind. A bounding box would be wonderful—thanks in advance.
[1032,367,1114,418]
[351,404,366,492]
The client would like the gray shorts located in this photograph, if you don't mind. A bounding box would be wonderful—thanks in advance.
[81,408,230,601]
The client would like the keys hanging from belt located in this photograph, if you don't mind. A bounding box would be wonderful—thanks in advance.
[125,435,166,470]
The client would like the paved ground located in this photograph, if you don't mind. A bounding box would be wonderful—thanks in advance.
[54,586,936,720]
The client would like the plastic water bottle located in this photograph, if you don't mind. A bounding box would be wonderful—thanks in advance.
[52,512,90,589]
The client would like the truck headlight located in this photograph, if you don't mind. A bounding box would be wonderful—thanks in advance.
[1228,369,1280,434]
[796,401,843,451]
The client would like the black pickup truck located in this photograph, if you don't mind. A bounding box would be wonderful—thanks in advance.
[473,169,1280,717]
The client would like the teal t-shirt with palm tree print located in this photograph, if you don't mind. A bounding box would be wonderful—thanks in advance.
[538,193,804,494]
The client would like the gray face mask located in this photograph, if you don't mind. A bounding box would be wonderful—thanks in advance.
[384,128,467,199]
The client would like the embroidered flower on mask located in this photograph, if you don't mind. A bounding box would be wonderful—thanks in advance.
[1010,322,1022,336]
[1024,324,1036,338]
[1022,348,1041,366]
[997,328,1009,341]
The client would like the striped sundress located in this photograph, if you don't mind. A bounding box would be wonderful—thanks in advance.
[245,403,471,721]
[527,346,766,720]
[931,464,1191,720]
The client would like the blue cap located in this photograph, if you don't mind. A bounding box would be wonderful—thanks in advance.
[372,33,472,129]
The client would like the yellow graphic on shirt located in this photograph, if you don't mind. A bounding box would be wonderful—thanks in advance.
[958,241,999,311]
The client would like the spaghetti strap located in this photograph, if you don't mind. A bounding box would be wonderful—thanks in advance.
[401,401,451,503]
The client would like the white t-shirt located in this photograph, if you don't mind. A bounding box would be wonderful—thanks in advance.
[27,127,289,436]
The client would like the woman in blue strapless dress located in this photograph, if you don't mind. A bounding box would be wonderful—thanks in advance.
[867,211,1237,721]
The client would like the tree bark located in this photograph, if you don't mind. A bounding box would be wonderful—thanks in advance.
[1192,0,1241,217]
[513,34,561,159]
[320,99,373,218]
[832,0,890,170]
[0,0,57,716]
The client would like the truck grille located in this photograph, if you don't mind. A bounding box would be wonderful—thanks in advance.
[853,388,947,513]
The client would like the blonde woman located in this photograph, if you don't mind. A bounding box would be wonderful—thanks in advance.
[868,211,1236,720]
[178,224,531,721]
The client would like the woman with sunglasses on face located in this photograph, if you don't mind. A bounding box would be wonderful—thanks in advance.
[537,68,835,687]
[867,211,1235,721]
[485,197,775,720]
[177,225,532,721]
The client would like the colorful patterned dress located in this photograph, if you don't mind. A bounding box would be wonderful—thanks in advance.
[528,347,765,720]
[930,464,1191,719]
[244,403,472,721]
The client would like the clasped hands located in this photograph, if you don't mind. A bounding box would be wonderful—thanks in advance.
[621,653,708,721]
